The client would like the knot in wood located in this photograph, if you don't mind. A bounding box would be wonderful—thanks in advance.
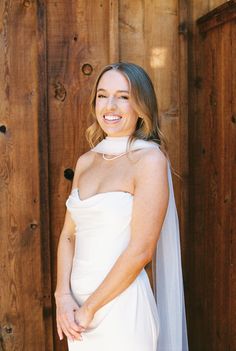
[178,22,188,36]
[30,223,38,230]
[0,125,6,134]
[23,0,31,7]
[4,325,13,334]
[54,82,67,102]
[82,63,93,76]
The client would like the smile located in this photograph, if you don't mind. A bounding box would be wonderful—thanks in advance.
[103,115,122,121]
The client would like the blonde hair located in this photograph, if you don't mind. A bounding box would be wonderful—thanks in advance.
[85,62,168,155]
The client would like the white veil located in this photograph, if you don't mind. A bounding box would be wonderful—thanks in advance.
[153,162,188,350]
[91,136,188,350]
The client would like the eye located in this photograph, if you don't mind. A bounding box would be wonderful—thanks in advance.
[97,94,107,98]
[119,95,129,100]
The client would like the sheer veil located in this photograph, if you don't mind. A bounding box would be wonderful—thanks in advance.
[91,136,189,350]
[154,162,188,350]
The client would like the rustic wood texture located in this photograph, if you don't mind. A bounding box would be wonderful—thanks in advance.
[4,0,236,349]
[0,1,53,350]
[119,0,189,293]
[47,1,188,349]
[231,17,236,349]
[188,1,236,349]
[46,1,113,348]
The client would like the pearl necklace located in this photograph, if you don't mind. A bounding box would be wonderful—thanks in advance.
[102,152,128,161]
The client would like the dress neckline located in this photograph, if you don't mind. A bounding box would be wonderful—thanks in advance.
[72,188,133,202]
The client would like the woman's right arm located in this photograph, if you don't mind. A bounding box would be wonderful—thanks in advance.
[54,158,86,342]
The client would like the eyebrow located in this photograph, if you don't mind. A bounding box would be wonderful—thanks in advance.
[97,88,129,94]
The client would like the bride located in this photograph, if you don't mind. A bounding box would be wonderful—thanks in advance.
[54,62,188,350]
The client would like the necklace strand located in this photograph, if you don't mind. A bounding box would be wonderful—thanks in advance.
[102,152,128,161]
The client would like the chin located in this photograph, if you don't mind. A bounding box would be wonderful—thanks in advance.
[105,131,129,137]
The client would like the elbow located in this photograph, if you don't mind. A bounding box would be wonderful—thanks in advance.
[128,245,153,268]
[141,249,153,266]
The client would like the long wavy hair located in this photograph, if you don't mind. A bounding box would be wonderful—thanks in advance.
[85,62,168,155]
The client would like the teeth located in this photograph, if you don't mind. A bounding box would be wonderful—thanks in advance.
[104,115,121,121]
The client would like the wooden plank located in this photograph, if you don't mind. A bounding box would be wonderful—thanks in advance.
[0,0,53,350]
[230,18,236,351]
[119,0,187,227]
[109,0,119,62]
[178,0,189,273]
[46,0,113,349]
[188,1,236,348]
[37,1,54,349]
[119,0,189,328]
[205,24,231,350]
[197,0,236,33]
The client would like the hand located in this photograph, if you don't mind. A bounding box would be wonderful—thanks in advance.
[55,293,85,342]
[74,303,95,331]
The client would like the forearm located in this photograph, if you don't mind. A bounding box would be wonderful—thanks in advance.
[55,233,75,296]
[83,247,151,314]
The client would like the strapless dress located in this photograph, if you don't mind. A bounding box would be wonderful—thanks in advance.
[66,189,159,351]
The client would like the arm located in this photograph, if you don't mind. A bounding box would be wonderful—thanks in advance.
[55,211,76,296]
[78,148,169,326]
[55,158,86,341]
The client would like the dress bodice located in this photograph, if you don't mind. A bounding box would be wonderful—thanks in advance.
[66,189,133,295]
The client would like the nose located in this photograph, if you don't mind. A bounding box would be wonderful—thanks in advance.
[106,96,117,109]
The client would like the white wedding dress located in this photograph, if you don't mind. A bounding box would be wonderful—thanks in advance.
[66,189,159,351]
[65,136,188,351]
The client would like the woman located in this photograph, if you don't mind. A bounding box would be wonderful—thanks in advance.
[55,62,188,350]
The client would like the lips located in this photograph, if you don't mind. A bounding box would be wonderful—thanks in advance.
[103,114,122,122]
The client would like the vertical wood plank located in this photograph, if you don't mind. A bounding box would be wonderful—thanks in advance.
[119,0,189,331]
[230,17,236,351]
[0,0,53,350]
[119,0,188,231]
[109,0,119,62]
[46,0,115,349]
[178,0,189,271]
[37,1,54,349]
[188,2,236,349]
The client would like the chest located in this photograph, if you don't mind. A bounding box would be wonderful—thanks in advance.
[77,155,135,197]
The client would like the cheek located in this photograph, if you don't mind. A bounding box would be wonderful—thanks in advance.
[126,107,138,122]
[95,100,105,114]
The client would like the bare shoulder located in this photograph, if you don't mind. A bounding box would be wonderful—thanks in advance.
[74,150,96,176]
[134,147,168,177]
[131,147,168,194]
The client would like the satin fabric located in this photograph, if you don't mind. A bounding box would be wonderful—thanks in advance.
[66,135,188,350]
[66,190,159,350]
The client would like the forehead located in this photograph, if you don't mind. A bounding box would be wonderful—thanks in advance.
[97,69,130,91]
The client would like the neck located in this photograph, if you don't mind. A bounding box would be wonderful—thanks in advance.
[105,135,131,139]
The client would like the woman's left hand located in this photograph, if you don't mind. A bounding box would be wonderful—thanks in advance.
[74,304,95,332]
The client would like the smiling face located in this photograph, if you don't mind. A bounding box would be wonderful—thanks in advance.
[95,69,139,137]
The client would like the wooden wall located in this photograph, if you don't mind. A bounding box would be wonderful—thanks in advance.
[0,1,52,350]
[187,1,236,350]
[47,1,188,349]
[2,0,234,350]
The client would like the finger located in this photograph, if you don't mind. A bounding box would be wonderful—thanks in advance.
[59,318,78,341]
[57,324,64,341]
[74,311,87,331]
[60,317,82,340]
[77,325,86,332]
[68,318,81,332]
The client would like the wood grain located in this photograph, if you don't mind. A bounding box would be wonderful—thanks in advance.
[119,0,189,313]
[2,0,235,349]
[0,0,53,350]
[46,0,113,348]
[188,1,236,349]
